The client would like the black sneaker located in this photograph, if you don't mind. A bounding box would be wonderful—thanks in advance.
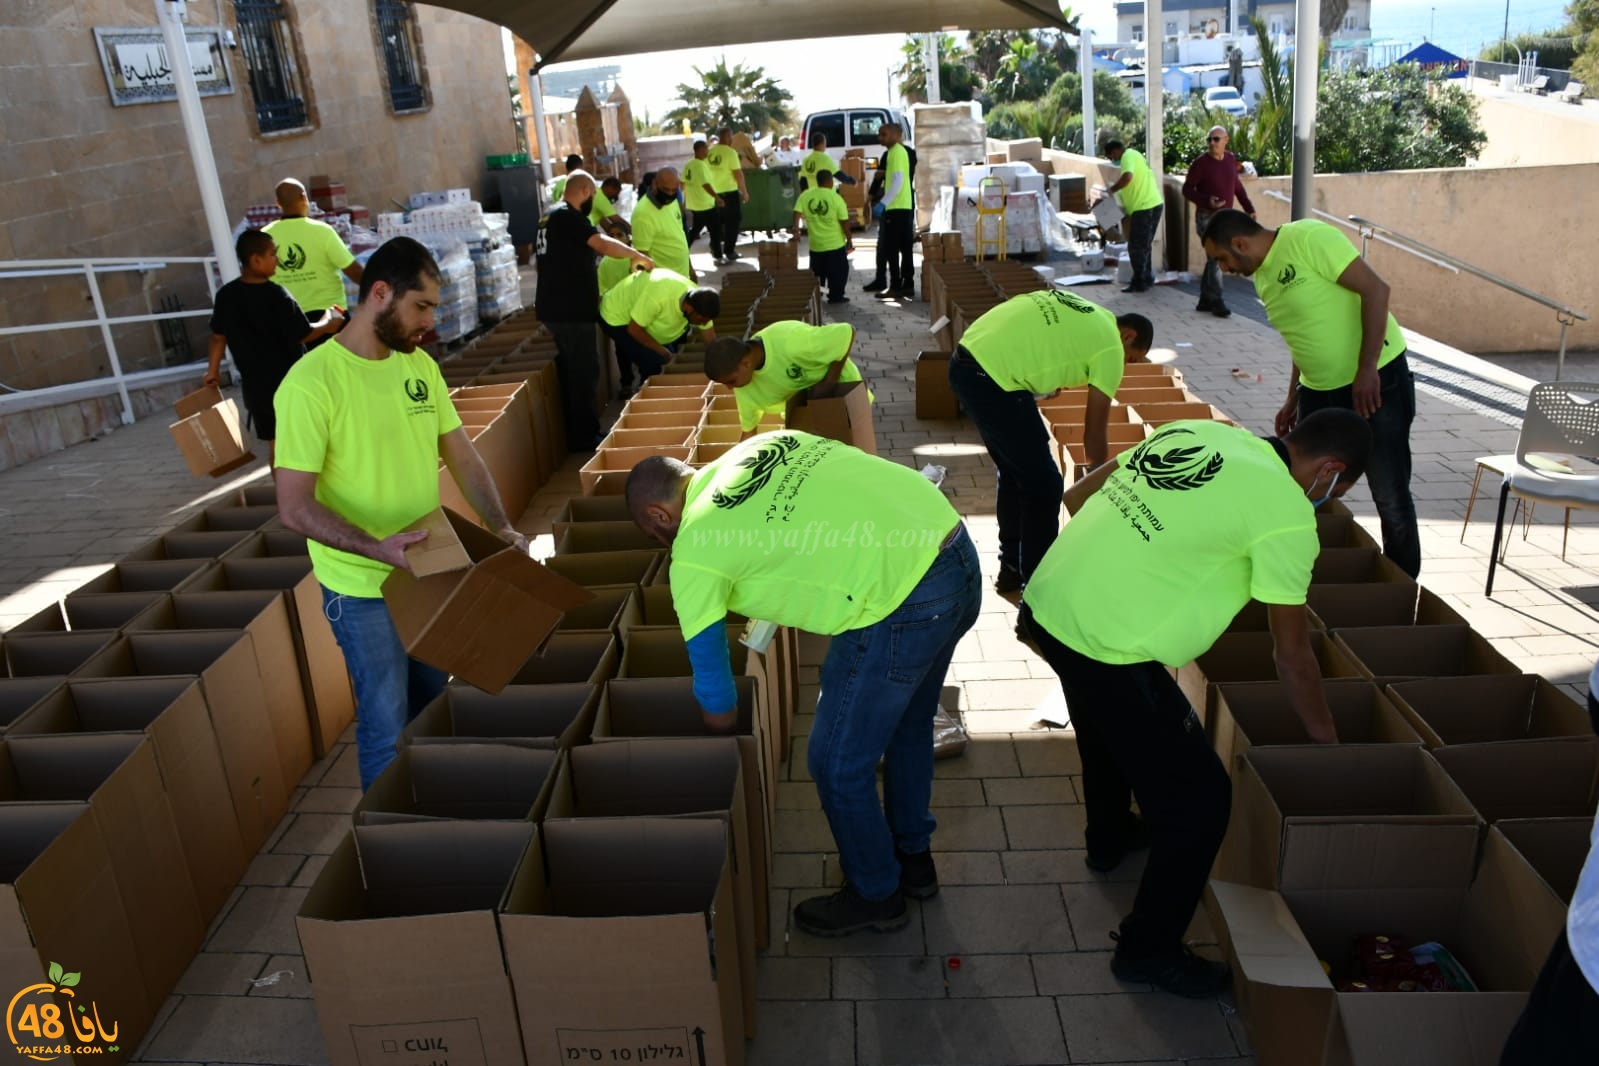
[793,885,909,937]
[1121,284,1149,293]
[863,279,889,293]
[1111,944,1231,998]
[874,287,899,299]
[896,850,939,900]
[994,565,1023,595]
[1084,814,1150,873]
[1195,298,1215,312]
[827,296,850,304]
[1211,303,1232,318]
[894,286,917,300]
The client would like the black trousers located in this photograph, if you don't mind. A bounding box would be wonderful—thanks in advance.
[546,321,600,450]
[688,205,722,257]
[720,195,744,257]
[874,208,915,288]
[809,247,850,300]
[1020,604,1232,958]
[1501,926,1599,1065]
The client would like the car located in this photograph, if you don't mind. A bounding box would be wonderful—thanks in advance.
[798,107,914,163]
[1203,85,1249,117]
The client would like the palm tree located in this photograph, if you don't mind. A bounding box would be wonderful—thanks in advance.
[1230,16,1294,176]
[662,57,796,136]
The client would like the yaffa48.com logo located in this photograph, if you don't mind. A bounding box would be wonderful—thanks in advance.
[7,961,119,1060]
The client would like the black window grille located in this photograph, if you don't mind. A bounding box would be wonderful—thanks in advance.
[234,0,310,133]
[375,0,429,112]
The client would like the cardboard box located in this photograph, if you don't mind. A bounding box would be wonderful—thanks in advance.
[1127,401,1228,426]
[551,495,634,540]
[785,380,877,454]
[73,559,214,595]
[692,442,737,466]
[29,589,172,633]
[169,386,255,477]
[298,821,534,1066]
[1316,512,1382,551]
[600,427,696,451]
[404,683,601,750]
[3,630,120,677]
[1385,674,1594,748]
[439,385,540,526]
[356,743,561,824]
[1333,625,1521,683]
[120,529,257,562]
[1306,583,1465,630]
[500,818,746,1066]
[1208,828,1563,1066]
[507,632,619,687]
[382,508,593,693]
[1433,737,1599,822]
[171,503,281,533]
[915,351,959,419]
[1311,547,1418,587]
[1496,817,1593,903]
[73,631,287,856]
[554,584,640,639]
[545,738,757,1033]
[0,733,204,1014]
[7,677,246,923]
[1211,679,1424,770]
[578,446,694,495]
[543,549,663,589]
[0,803,153,1062]
[1176,631,1361,727]
[555,521,663,555]
[0,676,61,727]
[616,410,702,431]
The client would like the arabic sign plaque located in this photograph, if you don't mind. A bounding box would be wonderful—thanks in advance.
[93,25,234,106]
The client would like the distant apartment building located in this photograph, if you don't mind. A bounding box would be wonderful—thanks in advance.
[1114,0,1372,41]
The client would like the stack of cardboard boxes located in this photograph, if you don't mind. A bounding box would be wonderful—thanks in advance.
[837,151,871,229]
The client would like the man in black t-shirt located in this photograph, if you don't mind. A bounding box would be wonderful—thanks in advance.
[535,170,655,451]
[206,229,342,465]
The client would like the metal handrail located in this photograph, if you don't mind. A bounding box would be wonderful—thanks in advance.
[1348,215,1589,378]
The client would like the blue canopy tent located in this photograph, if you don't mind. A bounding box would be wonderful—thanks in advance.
[1397,41,1470,78]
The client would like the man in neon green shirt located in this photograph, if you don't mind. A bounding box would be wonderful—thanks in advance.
[550,154,584,201]
[792,170,854,303]
[948,291,1153,599]
[864,123,915,299]
[590,176,631,240]
[599,267,720,392]
[682,140,723,260]
[1105,140,1164,293]
[1020,410,1373,996]
[632,168,694,280]
[704,321,867,437]
[264,178,363,342]
[707,127,750,265]
[274,237,528,791]
[625,432,980,936]
[1202,209,1419,577]
[798,134,834,192]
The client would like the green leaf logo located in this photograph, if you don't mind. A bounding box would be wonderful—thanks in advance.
[60,972,80,988]
[48,962,63,984]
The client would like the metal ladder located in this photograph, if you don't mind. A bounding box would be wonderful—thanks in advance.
[975,177,1007,262]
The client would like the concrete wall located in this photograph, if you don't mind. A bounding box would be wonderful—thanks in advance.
[1469,86,1599,167]
[1,0,514,392]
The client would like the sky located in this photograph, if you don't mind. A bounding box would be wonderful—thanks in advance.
[511,0,1580,127]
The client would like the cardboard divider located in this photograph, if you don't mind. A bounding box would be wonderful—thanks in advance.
[553,584,639,639]
[356,743,562,824]
[1317,511,1381,551]
[506,632,619,687]
[615,410,703,431]
[696,423,744,445]
[550,495,633,539]
[172,503,281,533]
[578,445,694,495]
[600,427,696,450]
[1384,674,1594,748]
[235,482,278,507]
[121,529,258,562]
[554,521,663,555]
[1306,583,1464,630]
[1211,678,1425,770]
[1333,625,1522,683]
[3,629,120,677]
[1496,817,1594,903]
[218,528,311,561]
[297,822,535,1066]
[1176,631,1361,729]
[542,549,663,590]
[404,683,601,750]
[692,442,738,466]
[1432,737,1599,823]
[1311,547,1418,587]
[499,818,746,1066]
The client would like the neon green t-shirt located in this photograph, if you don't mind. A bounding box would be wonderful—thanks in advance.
[959,291,1127,396]
[735,322,863,431]
[799,150,834,190]
[274,339,462,598]
[631,195,692,278]
[262,216,356,312]
[1113,148,1163,214]
[1024,421,1318,667]
[599,268,708,345]
[671,431,959,638]
[1254,219,1407,391]
[883,143,913,211]
[706,144,742,193]
[552,176,569,201]
[681,158,717,212]
[795,187,850,253]
[597,254,633,296]
[588,189,617,227]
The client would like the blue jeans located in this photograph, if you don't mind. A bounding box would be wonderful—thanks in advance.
[321,587,449,790]
[1126,204,1162,288]
[807,527,982,901]
[947,348,1065,581]
[1297,352,1420,577]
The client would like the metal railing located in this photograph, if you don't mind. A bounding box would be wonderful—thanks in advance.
[0,256,219,425]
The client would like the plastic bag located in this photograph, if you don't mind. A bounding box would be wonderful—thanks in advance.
[933,707,968,760]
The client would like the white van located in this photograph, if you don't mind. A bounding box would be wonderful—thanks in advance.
[798,107,914,163]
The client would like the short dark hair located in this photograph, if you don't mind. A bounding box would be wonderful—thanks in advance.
[1203,208,1265,246]
[601,176,622,192]
[812,133,827,148]
[685,288,721,320]
[705,337,751,380]
[640,171,657,191]
[1116,312,1154,352]
[817,169,834,185]
[1105,140,1126,154]
[564,154,583,172]
[625,455,692,525]
[693,139,707,150]
[358,237,441,303]
[236,228,274,264]
[1287,408,1374,484]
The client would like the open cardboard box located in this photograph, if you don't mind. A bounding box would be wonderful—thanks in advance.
[553,584,640,639]
[1215,744,1481,891]
[356,743,561,825]
[73,558,213,595]
[785,380,877,454]
[0,676,62,728]
[1126,401,1229,426]
[1212,679,1424,770]
[551,495,632,540]
[542,549,664,590]
[1432,736,1599,823]
[1177,631,1361,729]
[578,446,693,495]
[7,590,171,635]
[382,508,593,693]
[1307,583,1463,630]
[1223,600,1327,635]
[1496,816,1594,903]
[1385,674,1593,748]
[1311,548,1418,587]
[297,821,534,1066]
[499,818,746,1066]
[3,629,121,677]
[915,351,959,420]
[503,632,619,687]
[404,683,600,750]
[120,529,257,562]
[171,503,281,534]
[1333,625,1521,684]
[1317,512,1381,551]
[554,520,663,555]
[601,426,695,451]
[8,677,246,924]
[1208,828,1563,1066]
[169,385,255,477]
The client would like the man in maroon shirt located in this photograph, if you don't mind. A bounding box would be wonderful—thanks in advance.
[1182,126,1255,318]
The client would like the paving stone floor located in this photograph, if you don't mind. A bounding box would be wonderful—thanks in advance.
[3,240,1597,1065]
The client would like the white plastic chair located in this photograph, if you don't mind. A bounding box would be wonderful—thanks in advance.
[1485,382,1599,594]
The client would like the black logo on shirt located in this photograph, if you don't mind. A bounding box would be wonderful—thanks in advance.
[1125,428,1224,491]
[712,434,802,510]
[785,364,805,382]
[1277,264,1297,286]
[812,199,832,218]
[404,378,430,403]
[1044,291,1099,314]
[280,243,307,272]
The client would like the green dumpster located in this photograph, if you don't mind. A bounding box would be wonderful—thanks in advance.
[742,166,800,235]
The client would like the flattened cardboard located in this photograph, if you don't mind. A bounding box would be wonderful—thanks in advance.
[356,743,561,824]
[1496,817,1594,903]
[7,676,246,923]
[784,379,877,454]
[500,818,746,1066]
[0,734,204,1014]
[506,632,619,687]
[297,822,534,1066]
[3,630,119,677]
[1333,625,1522,683]
[73,558,213,594]
[383,508,594,693]
[1307,583,1465,630]
[1385,674,1594,748]
[1433,737,1599,823]
[1176,631,1361,728]
[404,683,599,750]
[1211,679,1424,770]
[543,549,664,590]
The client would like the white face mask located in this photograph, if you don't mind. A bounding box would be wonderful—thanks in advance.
[1307,469,1341,509]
